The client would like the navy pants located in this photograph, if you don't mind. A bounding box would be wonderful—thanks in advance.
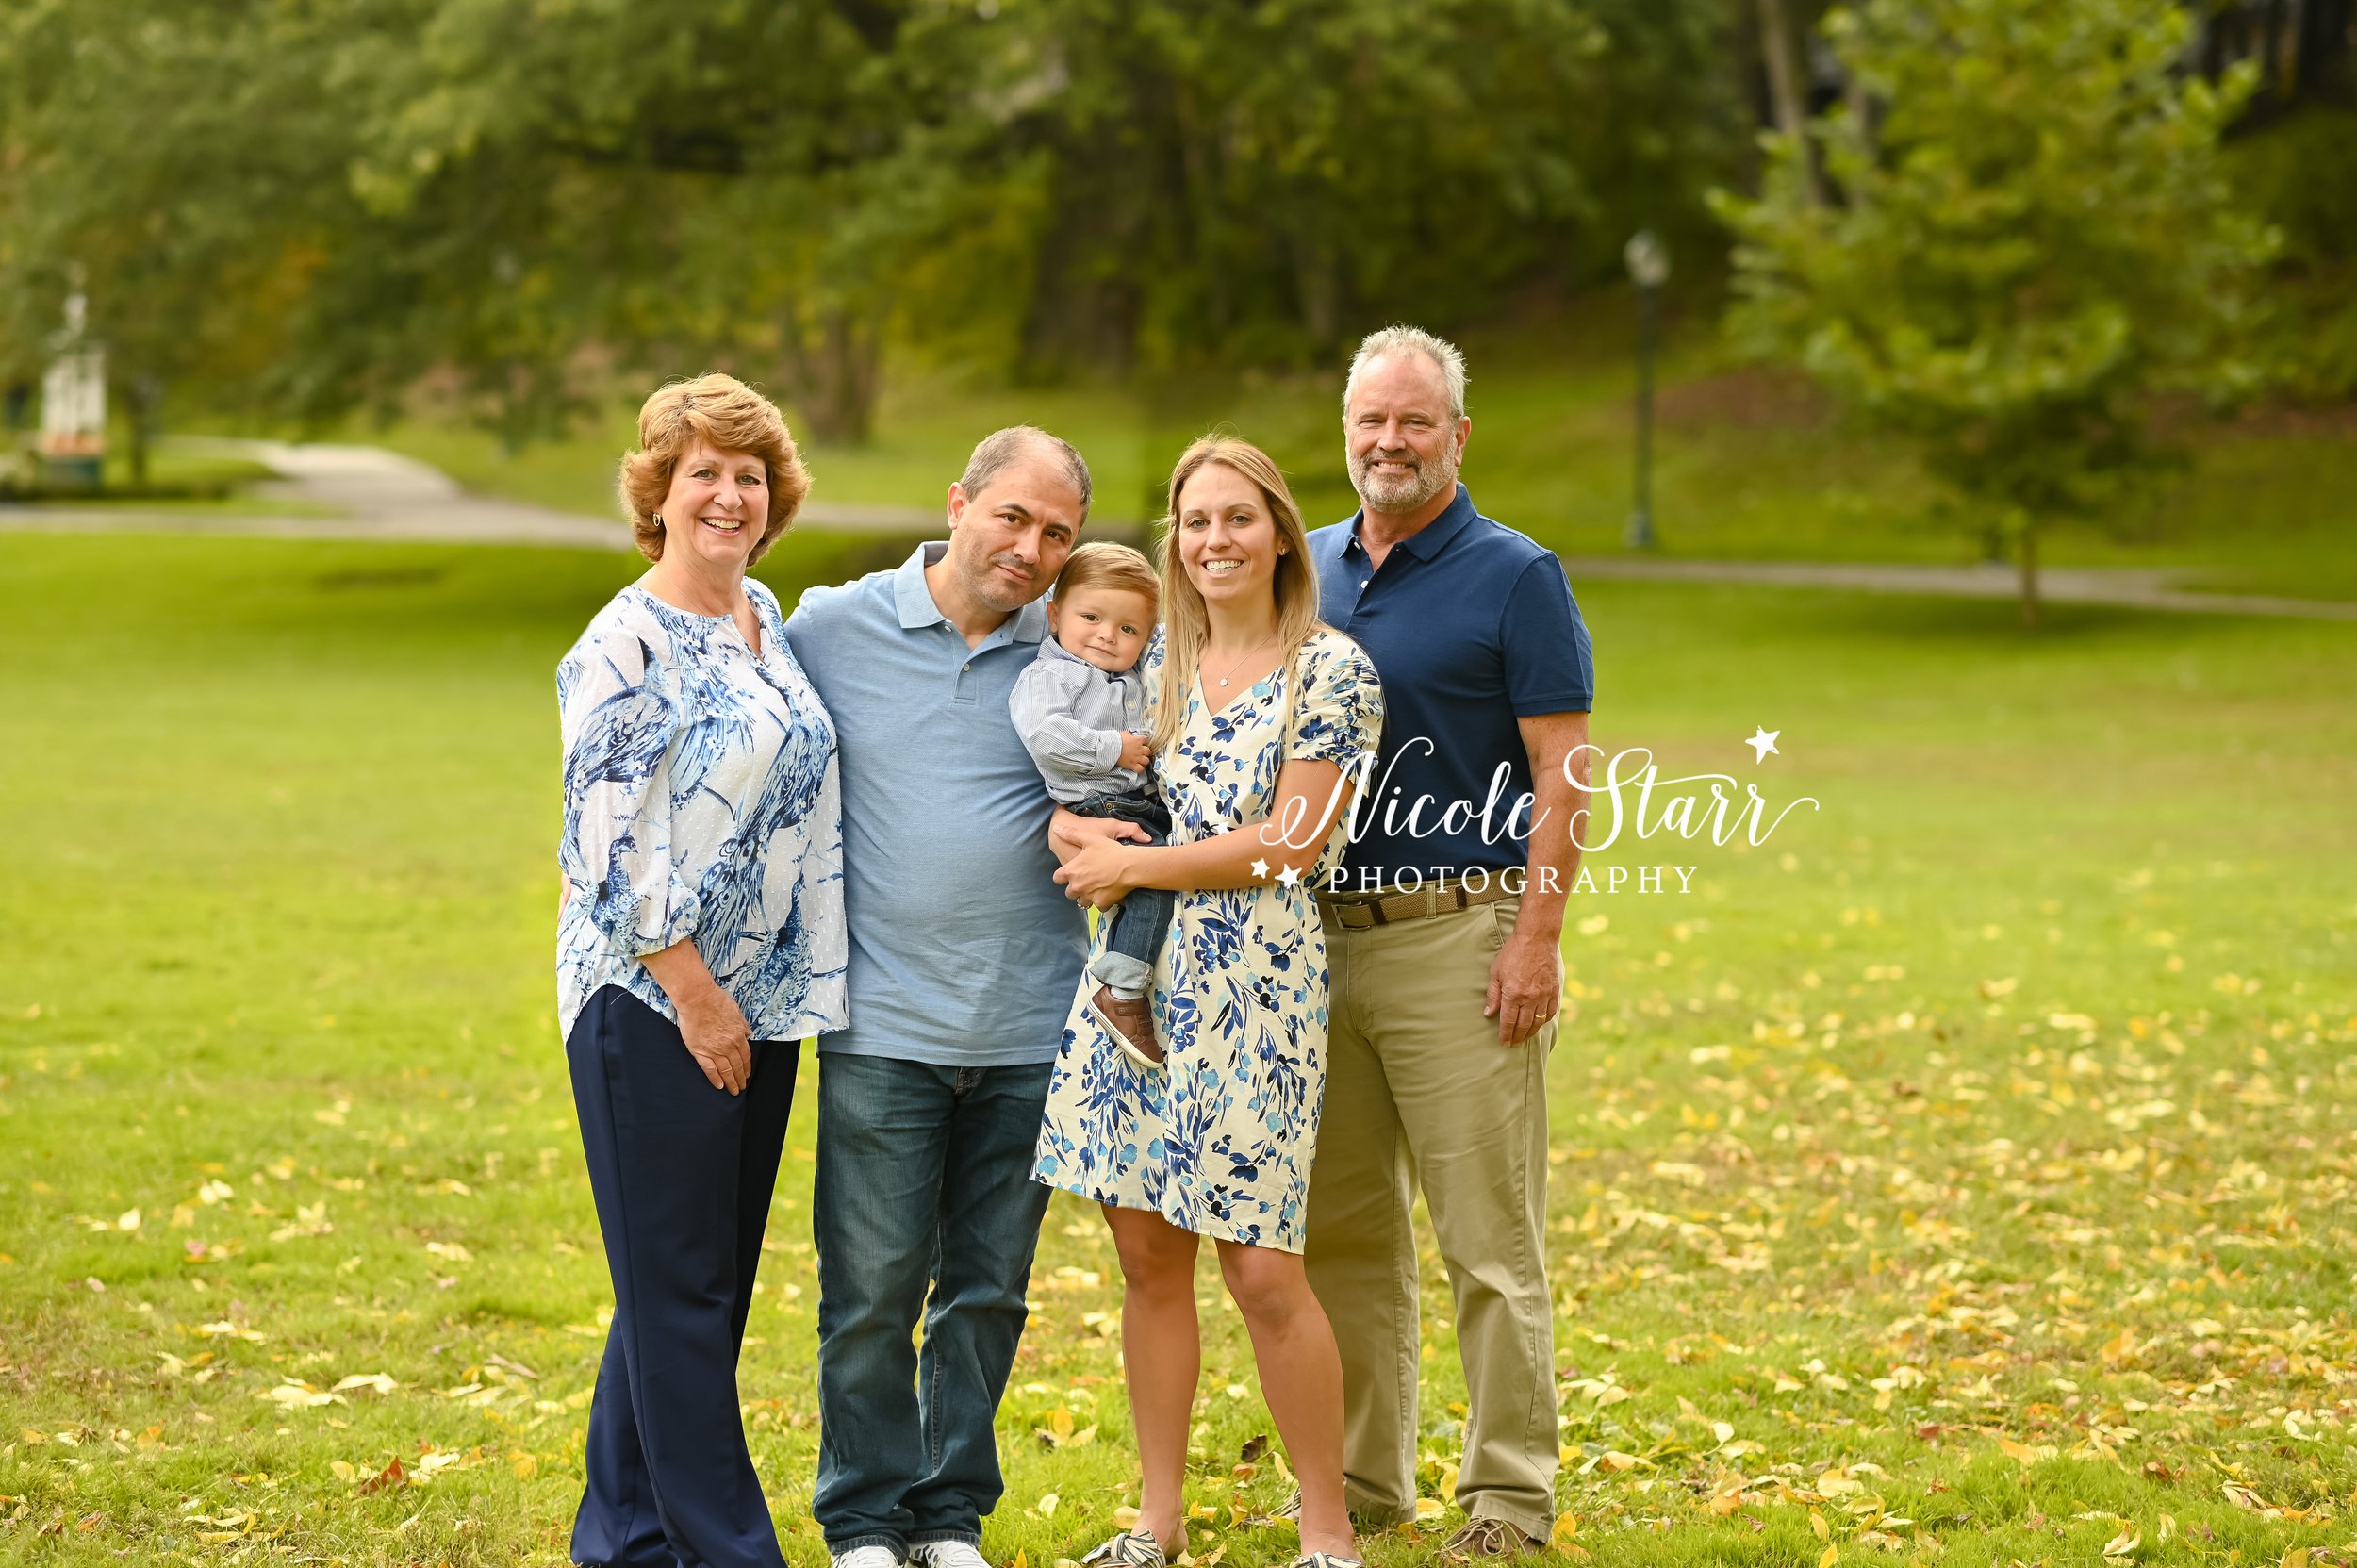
[812,1053,1054,1554]
[568,984,799,1568]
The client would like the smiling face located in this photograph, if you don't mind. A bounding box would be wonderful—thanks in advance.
[1175,460,1287,613]
[1048,584,1154,674]
[1344,350,1469,515]
[657,438,769,573]
[944,450,1085,615]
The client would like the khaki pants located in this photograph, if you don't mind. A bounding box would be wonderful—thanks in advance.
[1305,897,1558,1539]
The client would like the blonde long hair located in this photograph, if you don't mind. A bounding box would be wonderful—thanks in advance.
[1150,437,1325,755]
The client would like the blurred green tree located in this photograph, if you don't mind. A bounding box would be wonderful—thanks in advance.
[2228,105,2357,402]
[2,0,1042,449]
[280,0,1008,446]
[1005,0,1735,379]
[1715,0,2278,624]
[2,0,1743,452]
[0,0,352,478]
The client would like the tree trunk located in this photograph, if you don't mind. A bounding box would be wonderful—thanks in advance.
[2295,0,2352,99]
[1292,229,1342,352]
[124,373,160,487]
[2018,525,2040,629]
[773,302,881,447]
[1757,0,1824,206]
[2262,0,2289,99]
[813,309,879,447]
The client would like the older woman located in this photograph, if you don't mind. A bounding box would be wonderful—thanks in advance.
[1036,437,1383,1568]
[557,373,847,1568]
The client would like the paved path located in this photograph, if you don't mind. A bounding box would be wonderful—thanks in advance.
[0,440,938,550]
[5,440,2352,622]
[1554,555,2357,622]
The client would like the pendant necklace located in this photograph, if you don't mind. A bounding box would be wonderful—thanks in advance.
[1207,631,1277,690]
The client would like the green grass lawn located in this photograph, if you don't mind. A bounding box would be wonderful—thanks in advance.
[347,309,2357,602]
[2,534,2352,1566]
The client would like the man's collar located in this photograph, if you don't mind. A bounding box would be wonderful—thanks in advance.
[892,542,948,629]
[892,540,1047,643]
[1342,483,1478,562]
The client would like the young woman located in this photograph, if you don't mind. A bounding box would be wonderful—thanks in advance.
[1034,437,1383,1568]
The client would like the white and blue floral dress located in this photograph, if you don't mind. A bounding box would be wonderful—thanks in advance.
[1033,627,1383,1251]
[556,579,849,1044]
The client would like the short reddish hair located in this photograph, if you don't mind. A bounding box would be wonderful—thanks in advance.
[618,374,810,565]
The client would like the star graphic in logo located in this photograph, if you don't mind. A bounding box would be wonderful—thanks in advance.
[1277,865,1301,888]
[1250,858,1271,880]
[1745,726,1781,764]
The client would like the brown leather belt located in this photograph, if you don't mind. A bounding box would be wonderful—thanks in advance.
[1316,879,1519,929]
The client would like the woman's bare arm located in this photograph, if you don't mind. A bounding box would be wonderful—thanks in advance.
[1054,757,1353,908]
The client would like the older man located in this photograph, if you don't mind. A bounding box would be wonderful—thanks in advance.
[1304,327,1594,1560]
[784,427,1093,1568]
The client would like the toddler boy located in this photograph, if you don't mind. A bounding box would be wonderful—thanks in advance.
[1009,542,1170,1067]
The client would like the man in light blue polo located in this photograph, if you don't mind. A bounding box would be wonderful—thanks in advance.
[783,427,1092,1568]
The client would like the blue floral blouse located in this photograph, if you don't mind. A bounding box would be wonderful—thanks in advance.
[556,580,849,1044]
[1033,627,1384,1251]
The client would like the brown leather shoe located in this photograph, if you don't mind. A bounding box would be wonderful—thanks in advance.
[1438,1519,1542,1562]
[1087,985,1164,1068]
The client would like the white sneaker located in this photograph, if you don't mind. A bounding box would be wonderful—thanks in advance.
[911,1543,992,1568]
[834,1547,905,1568]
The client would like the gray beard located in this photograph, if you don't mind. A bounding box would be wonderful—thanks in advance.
[1353,451,1456,514]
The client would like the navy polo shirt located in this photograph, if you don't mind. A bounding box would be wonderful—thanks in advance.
[1310,484,1594,885]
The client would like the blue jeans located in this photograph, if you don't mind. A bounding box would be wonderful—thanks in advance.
[813,1053,1054,1554]
[1073,790,1173,998]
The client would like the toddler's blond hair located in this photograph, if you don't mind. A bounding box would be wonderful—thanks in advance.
[1053,541,1160,605]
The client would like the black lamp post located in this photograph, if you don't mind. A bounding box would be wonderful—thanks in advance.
[1624,229,1669,551]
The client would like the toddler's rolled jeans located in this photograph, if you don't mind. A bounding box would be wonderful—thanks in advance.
[1072,788,1173,998]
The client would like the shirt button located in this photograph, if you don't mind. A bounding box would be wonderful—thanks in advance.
[1360,579,1369,588]
[962,663,972,671]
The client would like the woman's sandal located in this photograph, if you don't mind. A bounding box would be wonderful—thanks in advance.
[1289,1555,1366,1568]
[1081,1532,1169,1568]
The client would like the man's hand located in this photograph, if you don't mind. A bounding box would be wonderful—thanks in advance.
[675,984,752,1095]
[1118,732,1154,772]
[1484,926,1564,1048]
[1049,805,1154,862]
[1053,837,1140,912]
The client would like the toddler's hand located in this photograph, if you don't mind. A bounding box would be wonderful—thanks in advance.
[1118,732,1154,772]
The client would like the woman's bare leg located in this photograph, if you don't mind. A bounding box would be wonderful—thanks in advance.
[1104,1205,1203,1553]
[1216,1240,1356,1560]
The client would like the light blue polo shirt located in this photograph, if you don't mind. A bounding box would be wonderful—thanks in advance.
[783,542,1088,1066]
